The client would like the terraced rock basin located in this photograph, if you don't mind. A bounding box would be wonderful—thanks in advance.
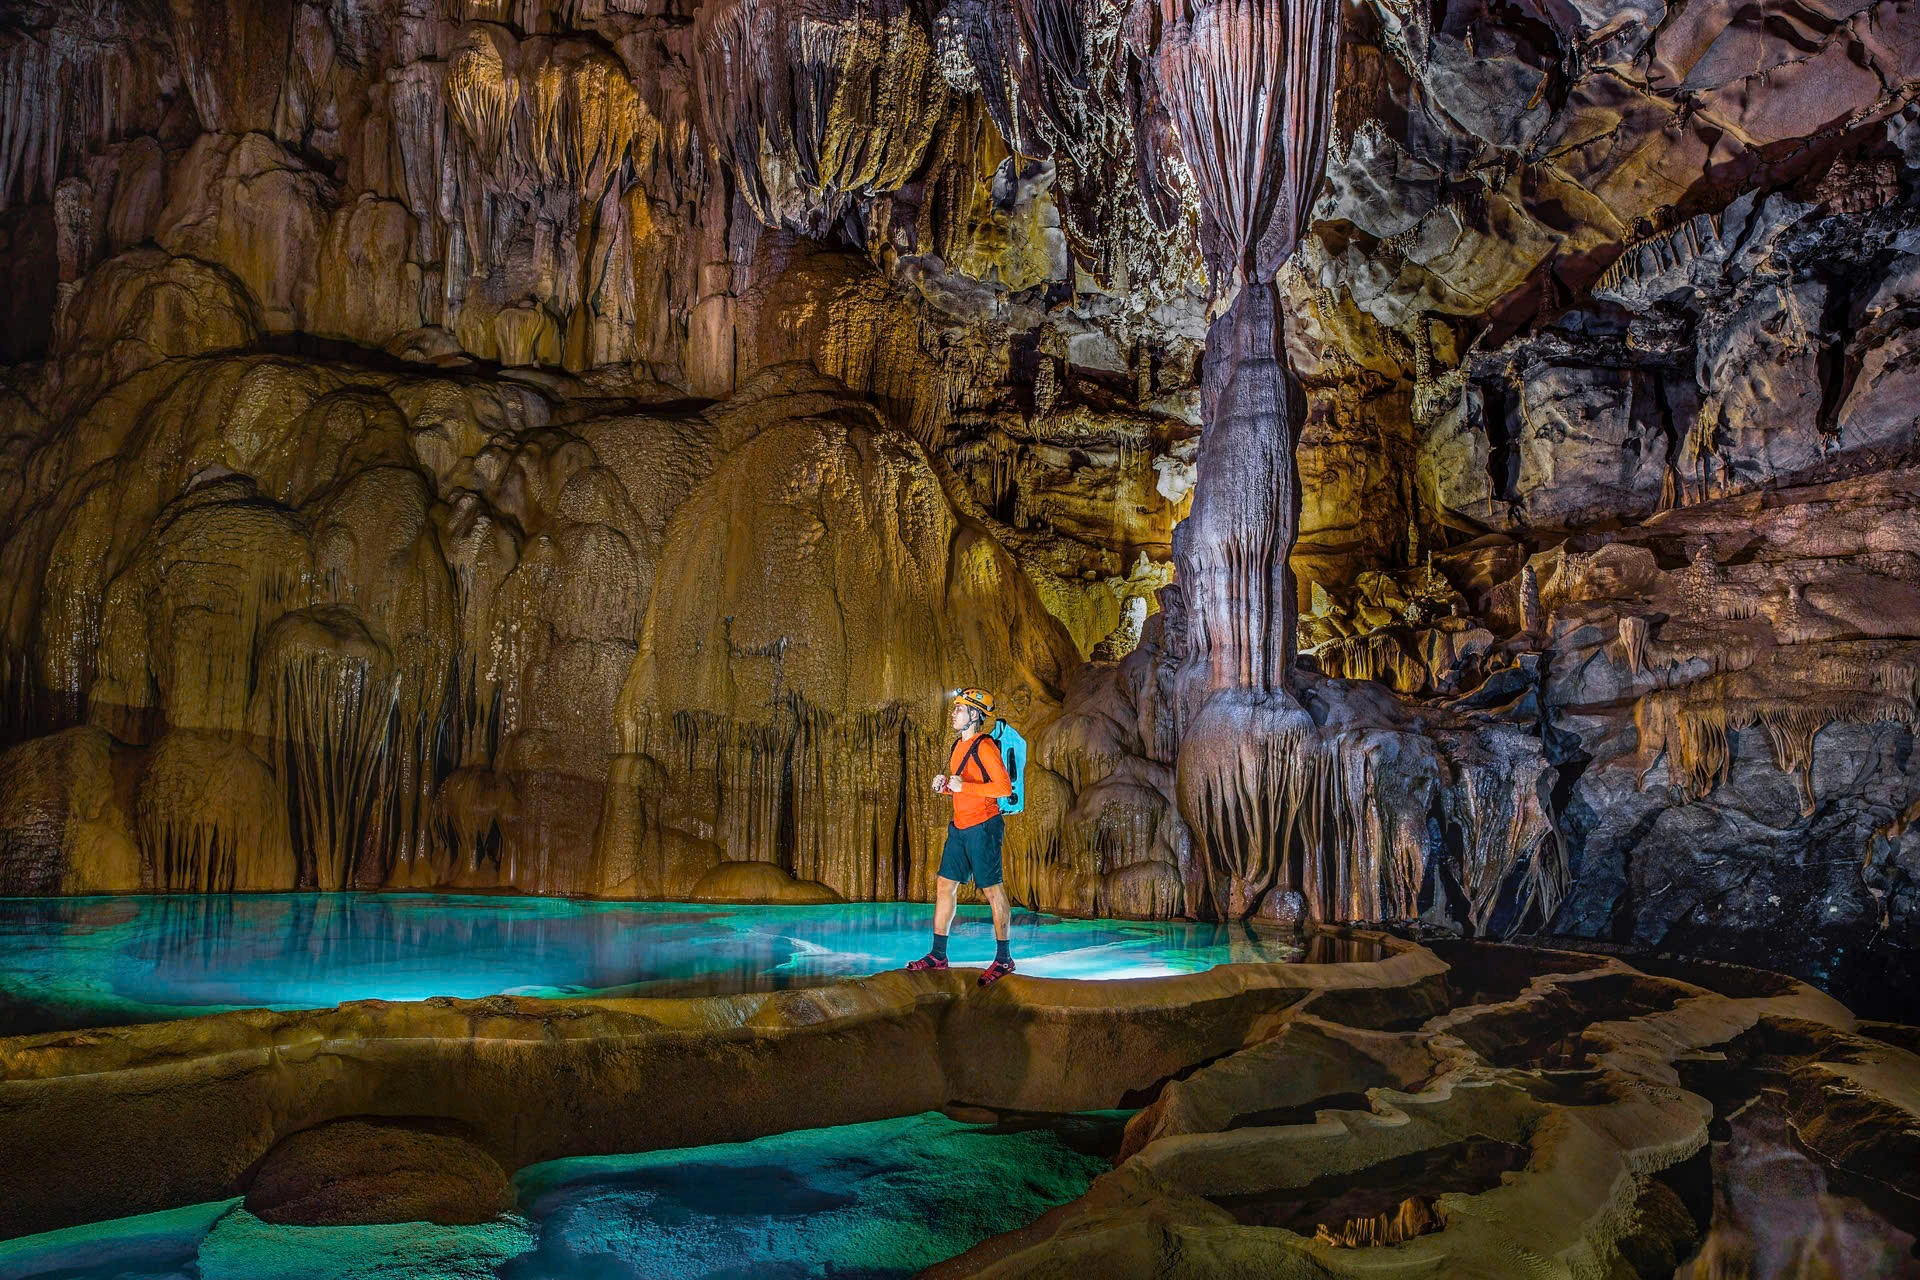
[0,894,1360,1034]
[0,1111,1120,1279]
[0,926,1440,1240]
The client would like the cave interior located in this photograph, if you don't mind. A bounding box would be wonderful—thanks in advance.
[1,0,1920,1273]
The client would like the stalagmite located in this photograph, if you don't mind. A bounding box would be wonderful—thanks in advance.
[1148,0,1378,921]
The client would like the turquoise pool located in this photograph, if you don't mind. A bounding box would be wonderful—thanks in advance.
[0,1111,1120,1278]
[0,895,1339,1034]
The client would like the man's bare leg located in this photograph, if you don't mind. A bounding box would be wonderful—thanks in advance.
[979,882,1015,983]
[935,876,960,936]
[983,883,1012,942]
[909,877,962,970]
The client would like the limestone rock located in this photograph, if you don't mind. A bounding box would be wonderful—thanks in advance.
[612,366,1082,903]
[932,952,1917,1279]
[153,134,331,333]
[0,726,139,894]
[0,931,1449,1239]
[695,0,947,235]
[244,1118,512,1227]
[166,0,295,134]
[0,0,1916,987]
[690,860,844,904]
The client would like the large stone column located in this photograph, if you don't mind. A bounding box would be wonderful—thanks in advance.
[1174,279,1301,698]
[1146,0,1341,917]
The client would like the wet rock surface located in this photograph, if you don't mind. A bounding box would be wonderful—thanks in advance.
[243,1118,513,1227]
[931,941,1920,1278]
[0,929,1443,1239]
[0,934,1911,1278]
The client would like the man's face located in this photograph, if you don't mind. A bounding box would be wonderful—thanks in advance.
[950,702,974,733]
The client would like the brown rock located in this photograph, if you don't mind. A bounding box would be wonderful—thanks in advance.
[244,1118,513,1227]
[0,726,140,895]
[690,860,844,904]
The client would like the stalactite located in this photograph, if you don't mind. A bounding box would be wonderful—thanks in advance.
[136,732,294,892]
[1179,697,1418,923]
[442,23,660,364]
[622,693,954,901]
[1450,743,1562,933]
[1637,642,1920,817]
[0,25,145,213]
[1003,792,1104,913]
[250,608,402,892]
[1618,615,1649,676]
[939,0,1202,295]
[1318,631,1424,693]
[1147,0,1339,288]
[694,0,948,235]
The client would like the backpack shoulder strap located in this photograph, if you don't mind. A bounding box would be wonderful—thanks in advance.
[957,734,990,783]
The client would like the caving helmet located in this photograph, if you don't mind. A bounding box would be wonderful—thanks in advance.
[950,687,995,718]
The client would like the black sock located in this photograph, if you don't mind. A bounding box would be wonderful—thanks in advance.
[995,937,1011,964]
[931,932,948,960]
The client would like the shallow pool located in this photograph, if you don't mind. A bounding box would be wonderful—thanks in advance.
[0,894,1350,1033]
[0,1111,1120,1279]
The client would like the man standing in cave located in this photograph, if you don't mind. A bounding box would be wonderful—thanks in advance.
[908,688,1017,985]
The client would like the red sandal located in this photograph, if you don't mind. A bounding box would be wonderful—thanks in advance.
[905,953,949,972]
[978,957,1015,986]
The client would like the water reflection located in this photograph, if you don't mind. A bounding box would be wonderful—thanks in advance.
[0,895,1380,1033]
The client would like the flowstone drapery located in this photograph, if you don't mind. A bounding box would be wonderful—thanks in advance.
[1152,0,1335,704]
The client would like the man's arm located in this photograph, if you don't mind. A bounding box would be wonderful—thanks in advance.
[950,739,1013,799]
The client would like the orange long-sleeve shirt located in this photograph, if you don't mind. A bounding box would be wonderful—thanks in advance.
[948,732,1011,829]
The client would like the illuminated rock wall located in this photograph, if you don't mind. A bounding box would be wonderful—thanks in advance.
[0,0,1917,1001]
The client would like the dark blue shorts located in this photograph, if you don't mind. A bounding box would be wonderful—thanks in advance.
[939,816,1005,889]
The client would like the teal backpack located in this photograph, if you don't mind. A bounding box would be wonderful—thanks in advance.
[953,718,1029,816]
[992,719,1028,816]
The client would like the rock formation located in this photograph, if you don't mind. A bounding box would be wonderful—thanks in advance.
[0,0,1917,1012]
[8,932,1918,1275]
[928,942,1920,1278]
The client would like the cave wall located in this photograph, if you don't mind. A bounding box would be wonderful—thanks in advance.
[0,0,1917,1002]
[1273,0,1920,1003]
[0,0,1209,910]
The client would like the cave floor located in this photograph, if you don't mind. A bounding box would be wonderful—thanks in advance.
[2,932,1916,1277]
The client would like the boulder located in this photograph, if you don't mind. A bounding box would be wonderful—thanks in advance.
[690,860,844,904]
[244,1118,513,1227]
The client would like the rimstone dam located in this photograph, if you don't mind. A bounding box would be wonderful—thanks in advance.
[0,0,1919,1274]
